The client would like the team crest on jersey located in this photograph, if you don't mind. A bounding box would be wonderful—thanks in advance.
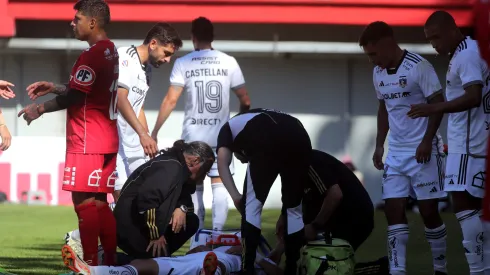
[74,65,96,86]
[399,76,407,88]
[122,60,128,67]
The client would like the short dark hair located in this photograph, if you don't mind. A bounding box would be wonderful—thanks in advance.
[425,10,457,28]
[74,0,110,27]
[359,21,394,47]
[191,17,214,43]
[144,23,183,50]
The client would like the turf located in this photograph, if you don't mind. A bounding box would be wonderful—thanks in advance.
[0,204,470,275]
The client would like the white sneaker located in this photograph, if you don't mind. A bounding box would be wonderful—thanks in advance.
[64,230,83,260]
[61,245,91,275]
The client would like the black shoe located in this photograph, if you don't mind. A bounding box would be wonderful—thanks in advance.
[434,271,447,275]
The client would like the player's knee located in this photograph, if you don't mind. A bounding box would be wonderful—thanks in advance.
[417,199,443,227]
[384,198,407,225]
[130,259,159,274]
[452,191,482,212]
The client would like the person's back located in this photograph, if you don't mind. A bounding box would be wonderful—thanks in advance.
[174,49,242,147]
[306,150,373,221]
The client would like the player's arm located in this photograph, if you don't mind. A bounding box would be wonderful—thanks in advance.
[138,106,149,133]
[151,59,185,138]
[151,85,183,137]
[175,188,194,212]
[309,161,343,228]
[117,87,149,137]
[373,72,389,149]
[38,89,86,113]
[418,61,445,143]
[231,59,250,112]
[136,164,181,240]
[432,51,484,113]
[376,100,389,148]
[217,123,242,201]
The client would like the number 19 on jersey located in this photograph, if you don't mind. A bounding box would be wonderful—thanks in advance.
[195,80,223,114]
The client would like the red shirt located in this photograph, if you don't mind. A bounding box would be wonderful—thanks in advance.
[67,39,119,154]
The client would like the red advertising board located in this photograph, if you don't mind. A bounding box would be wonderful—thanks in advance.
[0,0,475,37]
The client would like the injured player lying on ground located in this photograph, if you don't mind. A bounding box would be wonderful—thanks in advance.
[62,229,284,275]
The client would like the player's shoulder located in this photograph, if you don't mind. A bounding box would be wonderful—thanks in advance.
[372,66,384,78]
[454,38,481,62]
[404,51,426,66]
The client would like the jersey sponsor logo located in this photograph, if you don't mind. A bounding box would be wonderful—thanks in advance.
[415,181,437,188]
[74,65,96,86]
[190,117,221,125]
[191,56,220,64]
[382,92,411,100]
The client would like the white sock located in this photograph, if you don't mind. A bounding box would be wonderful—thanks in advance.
[481,214,490,274]
[90,265,138,275]
[212,183,229,230]
[457,210,485,274]
[192,184,205,229]
[387,224,409,274]
[425,224,448,273]
[70,229,81,242]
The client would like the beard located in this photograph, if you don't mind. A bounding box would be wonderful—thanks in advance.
[149,54,162,68]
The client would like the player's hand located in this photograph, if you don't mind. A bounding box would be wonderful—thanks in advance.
[416,139,432,164]
[0,124,12,151]
[233,195,243,215]
[170,207,186,233]
[26,81,55,100]
[407,103,436,118]
[146,235,168,257]
[140,133,158,158]
[372,146,384,170]
[17,103,41,125]
[275,214,285,241]
[304,224,318,241]
[0,80,15,100]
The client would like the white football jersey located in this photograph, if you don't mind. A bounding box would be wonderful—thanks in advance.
[169,49,245,147]
[373,51,445,155]
[117,46,152,152]
[446,37,490,157]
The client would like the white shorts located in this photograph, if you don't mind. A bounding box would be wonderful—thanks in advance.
[382,153,447,200]
[208,148,235,178]
[115,149,148,191]
[444,153,486,198]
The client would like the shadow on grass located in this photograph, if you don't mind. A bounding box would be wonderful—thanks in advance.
[0,243,66,275]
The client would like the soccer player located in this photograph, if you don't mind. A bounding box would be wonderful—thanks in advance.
[0,80,14,151]
[114,140,215,259]
[18,0,119,266]
[276,149,374,251]
[151,17,251,233]
[113,23,183,201]
[360,21,448,275]
[408,11,490,274]
[62,231,284,275]
[217,108,312,275]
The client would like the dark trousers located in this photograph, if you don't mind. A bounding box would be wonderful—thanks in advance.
[117,212,199,259]
[241,136,312,274]
[303,207,374,251]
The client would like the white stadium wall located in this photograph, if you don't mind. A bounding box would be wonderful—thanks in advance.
[0,52,450,208]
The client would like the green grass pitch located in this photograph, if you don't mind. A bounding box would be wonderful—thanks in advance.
[0,204,471,274]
